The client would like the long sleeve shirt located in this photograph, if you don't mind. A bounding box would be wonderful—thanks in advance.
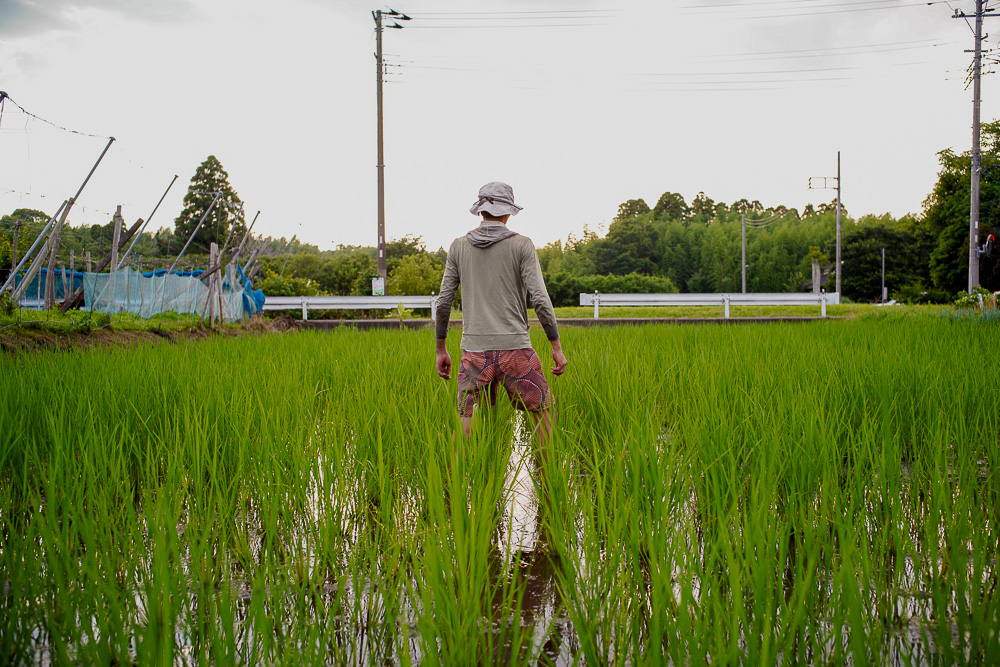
[435,222,559,351]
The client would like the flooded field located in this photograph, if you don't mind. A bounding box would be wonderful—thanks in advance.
[1,316,998,665]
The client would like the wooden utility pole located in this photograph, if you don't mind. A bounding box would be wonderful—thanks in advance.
[44,238,58,309]
[372,9,410,286]
[111,205,123,274]
[375,9,387,283]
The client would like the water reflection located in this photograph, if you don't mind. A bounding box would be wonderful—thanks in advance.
[144,425,988,666]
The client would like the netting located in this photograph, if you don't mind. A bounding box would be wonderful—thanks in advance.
[82,266,263,322]
[10,268,85,309]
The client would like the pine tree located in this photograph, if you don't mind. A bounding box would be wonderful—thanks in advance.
[173,155,245,253]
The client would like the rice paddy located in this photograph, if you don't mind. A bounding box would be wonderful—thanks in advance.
[1,315,998,665]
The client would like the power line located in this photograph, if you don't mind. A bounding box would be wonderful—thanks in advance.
[406,9,616,15]
[705,41,952,63]
[683,0,952,18]
[0,93,111,139]
[403,23,608,29]
[709,37,947,58]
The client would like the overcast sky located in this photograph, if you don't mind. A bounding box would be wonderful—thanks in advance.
[0,0,995,253]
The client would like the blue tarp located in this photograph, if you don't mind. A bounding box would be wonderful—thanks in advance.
[14,264,264,317]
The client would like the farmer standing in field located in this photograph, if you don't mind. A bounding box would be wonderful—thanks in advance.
[435,182,568,445]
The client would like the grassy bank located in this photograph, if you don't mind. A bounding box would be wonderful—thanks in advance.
[1,318,998,664]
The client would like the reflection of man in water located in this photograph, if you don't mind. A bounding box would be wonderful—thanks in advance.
[434,182,568,445]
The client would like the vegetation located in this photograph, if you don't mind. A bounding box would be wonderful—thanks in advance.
[5,126,1000,315]
[1,318,997,664]
[173,155,246,254]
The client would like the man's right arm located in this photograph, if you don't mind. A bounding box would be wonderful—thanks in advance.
[435,244,460,340]
[435,243,460,378]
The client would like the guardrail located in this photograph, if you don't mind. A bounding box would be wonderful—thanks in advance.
[579,292,840,319]
[262,295,437,321]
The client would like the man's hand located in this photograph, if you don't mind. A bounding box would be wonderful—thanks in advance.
[550,340,568,376]
[436,338,452,379]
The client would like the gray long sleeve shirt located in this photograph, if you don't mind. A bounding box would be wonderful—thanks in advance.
[435,222,559,351]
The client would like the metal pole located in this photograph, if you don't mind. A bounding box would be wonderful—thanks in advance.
[836,150,842,296]
[7,137,115,301]
[741,213,747,293]
[10,221,20,274]
[72,137,115,203]
[216,202,243,266]
[166,192,222,276]
[970,0,983,291]
[881,247,885,303]
[375,9,387,282]
[5,201,69,300]
[233,210,261,261]
[118,174,178,270]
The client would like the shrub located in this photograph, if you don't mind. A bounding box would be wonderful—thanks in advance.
[542,272,678,307]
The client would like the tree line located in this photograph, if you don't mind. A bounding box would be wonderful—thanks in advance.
[4,127,999,306]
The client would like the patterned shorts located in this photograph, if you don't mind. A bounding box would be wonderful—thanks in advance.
[456,348,551,418]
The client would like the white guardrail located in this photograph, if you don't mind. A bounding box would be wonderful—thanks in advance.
[579,292,840,319]
[262,295,437,321]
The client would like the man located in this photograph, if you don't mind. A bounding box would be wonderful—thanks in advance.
[435,182,568,444]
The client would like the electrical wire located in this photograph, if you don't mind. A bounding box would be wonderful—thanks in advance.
[0,94,111,140]
[682,0,953,16]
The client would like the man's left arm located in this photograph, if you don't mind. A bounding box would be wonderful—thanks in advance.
[521,242,567,375]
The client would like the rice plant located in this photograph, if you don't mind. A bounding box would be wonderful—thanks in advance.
[1,317,997,665]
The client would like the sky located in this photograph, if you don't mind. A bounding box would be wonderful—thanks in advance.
[0,0,996,254]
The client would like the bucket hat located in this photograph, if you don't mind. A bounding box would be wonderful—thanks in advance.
[470,182,523,217]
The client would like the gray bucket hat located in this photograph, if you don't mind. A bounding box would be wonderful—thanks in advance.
[470,181,523,217]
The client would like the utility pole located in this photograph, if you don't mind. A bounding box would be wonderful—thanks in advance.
[836,151,842,296]
[741,214,747,293]
[372,8,410,290]
[881,247,886,303]
[808,152,842,295]
[968,0,985,290]
[955,1,1000,290]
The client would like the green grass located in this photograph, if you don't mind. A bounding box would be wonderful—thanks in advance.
[1,318,998,664]
[549,302,871,318]
[0,308,224,336]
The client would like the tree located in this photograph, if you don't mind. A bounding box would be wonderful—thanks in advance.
[690,192,717,222]
[841,222,912,302]
[1,209,49,269]
[652,192,689,221]
[614,198,651,222]
[922,120,1000,293]
[320,252,378,295]
[386,235,427,276]
[593,216,659,275]
[817,199,848,217]
[173,155,245,253]
[387,253,443,296]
